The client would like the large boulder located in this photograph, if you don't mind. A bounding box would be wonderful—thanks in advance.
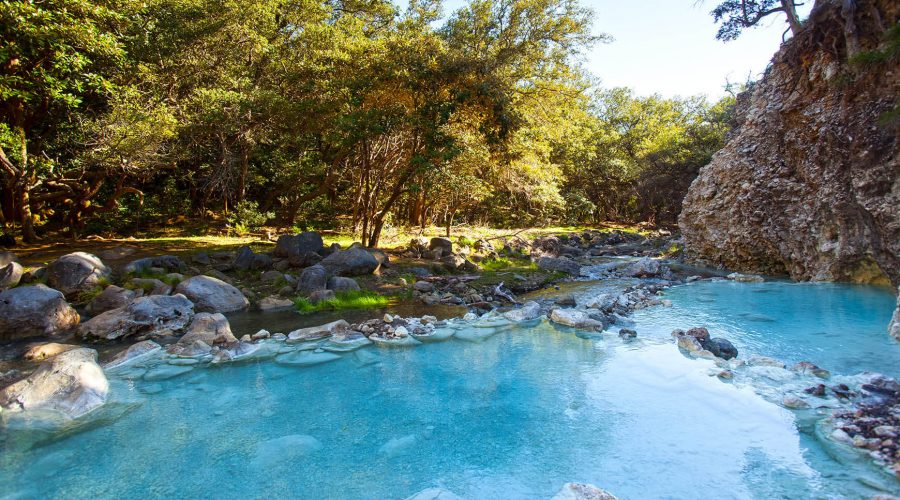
[889,287,900,340]
[327,276,360,293]
[23,342,80,362]
[296,264,327,294]
[124,255,187,275]
[85,285,137,316]
[103,340,161,369]
[320,247,379,276]
[537,257,581,275]
[175,275,249,313]
[0,348,108,418]
[274,232,324,259]
[0,261,23,290]
[45,252,111,297]
[679,0,899,286]
[78,294,194,340]
[288,320,349,342]
[0,285,80,341]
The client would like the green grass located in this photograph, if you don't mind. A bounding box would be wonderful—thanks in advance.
[479,257,538,272]
[293,290,390,314]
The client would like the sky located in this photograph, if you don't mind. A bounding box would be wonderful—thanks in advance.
[583,1,813,99]
[440,0,813,100]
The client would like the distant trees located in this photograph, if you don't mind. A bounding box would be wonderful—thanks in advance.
[709,0,804,41]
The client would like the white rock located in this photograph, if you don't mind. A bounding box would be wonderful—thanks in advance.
[552,483,618,500]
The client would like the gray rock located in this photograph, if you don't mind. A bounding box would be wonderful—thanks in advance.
[78,294,195,340]
[288,251,323,268]
[441,254,466,271]
[129,278,172,296]
[327,276,360,292]
[258,296,294,311]
[169,313,237,356]
[124,255,187,274]
[192,252,211,265]
[0,261,23,290]
[537,256,581,275]
[705,337,738,360]
[175,276,249,313]
[45,252,111,297]
[0,285,80,341]
[308,289,336,303]
[413,280,435,293]
[429,237,453,254]
[555,293,577,307]
[296,264,327,293]
[85,285,137,316]
[551,483,618,500]
[503,301,541,322]
[0,348,108,418]
[103,340,162,369]
[618,328,637,339]
[233,245,273,271]
[287,320,349,342]
[549,309,605,330]
[320,247,379,276]
[625,257,661,277]
[273,232,324,259]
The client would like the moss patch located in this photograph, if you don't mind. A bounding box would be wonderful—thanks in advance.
[294,290,390,314]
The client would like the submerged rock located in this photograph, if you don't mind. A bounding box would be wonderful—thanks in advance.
[551,483,618,500]
[175,275,249,313]
[0,348,108,418]
[0,285,80,341]
[253,434,322,468]
[405,488,464,500]
[274,350,342,366]
[167,313,237,357]
[79,294,194,340]
[45,252,111,297]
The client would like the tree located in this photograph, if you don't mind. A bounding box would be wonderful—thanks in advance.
[0,0,134,241]
[709,0,804,41]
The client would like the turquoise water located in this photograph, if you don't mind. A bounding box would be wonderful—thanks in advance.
[1,281,898,499]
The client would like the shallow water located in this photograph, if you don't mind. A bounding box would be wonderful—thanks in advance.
[1,281,898,499]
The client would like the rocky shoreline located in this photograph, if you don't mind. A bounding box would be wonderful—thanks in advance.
[1,228,899,485]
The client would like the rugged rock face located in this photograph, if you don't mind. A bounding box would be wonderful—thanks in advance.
[680,0,899,285]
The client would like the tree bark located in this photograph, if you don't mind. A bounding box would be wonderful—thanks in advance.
[781,0,803,36]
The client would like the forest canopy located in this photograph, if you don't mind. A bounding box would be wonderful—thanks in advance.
[0,0,735,245]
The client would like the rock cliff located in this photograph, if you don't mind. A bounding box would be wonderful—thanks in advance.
[680,0,899,285]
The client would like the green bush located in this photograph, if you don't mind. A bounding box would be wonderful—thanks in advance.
[228,200,274,235]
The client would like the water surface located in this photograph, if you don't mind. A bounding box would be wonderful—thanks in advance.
[1,281,898,499]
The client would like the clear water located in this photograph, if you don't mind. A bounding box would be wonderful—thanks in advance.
[1,281,898,499]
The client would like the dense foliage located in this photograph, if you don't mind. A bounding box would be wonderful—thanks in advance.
[1,0,734,244]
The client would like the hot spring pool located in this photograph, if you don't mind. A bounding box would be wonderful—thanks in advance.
[1,281,898,499]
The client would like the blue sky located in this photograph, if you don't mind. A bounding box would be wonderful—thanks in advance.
[440,0,812,99]
[583,1,812,98]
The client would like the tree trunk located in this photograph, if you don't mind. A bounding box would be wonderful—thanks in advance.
[781,0,803,36]
[16,179,37,243]
[445,208,457,238]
